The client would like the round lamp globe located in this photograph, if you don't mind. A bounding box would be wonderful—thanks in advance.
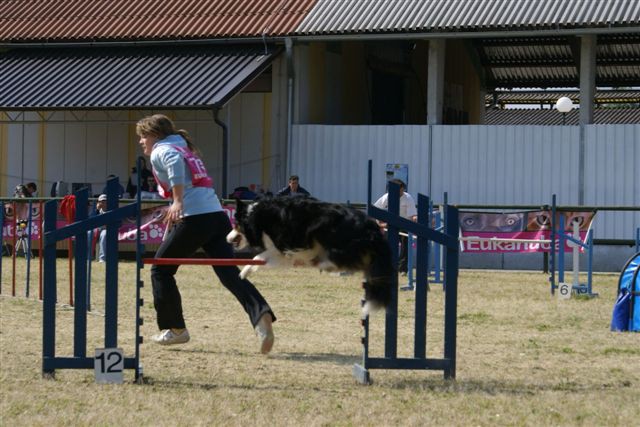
[555,96,574,113]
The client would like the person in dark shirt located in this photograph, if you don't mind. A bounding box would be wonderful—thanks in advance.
[102,175,125,198]
[126,156,153,198]
[276,175,310,197]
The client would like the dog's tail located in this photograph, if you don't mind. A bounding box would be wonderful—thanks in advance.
[362,238,395,313]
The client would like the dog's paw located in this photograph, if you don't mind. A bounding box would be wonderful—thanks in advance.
[239,265,253,279]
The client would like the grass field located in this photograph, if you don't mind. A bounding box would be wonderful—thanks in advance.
[1,258,639,426]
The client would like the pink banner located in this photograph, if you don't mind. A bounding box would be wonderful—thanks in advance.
[459,210,595,253]
[2,202,236,245]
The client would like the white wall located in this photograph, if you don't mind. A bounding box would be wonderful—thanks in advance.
[291,124,640,240]
[1,96,282,198]
[584,125,640,240]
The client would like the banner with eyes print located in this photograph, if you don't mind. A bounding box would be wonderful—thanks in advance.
[459,210,596,253]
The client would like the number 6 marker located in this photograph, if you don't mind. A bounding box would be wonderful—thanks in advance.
[558,282,571,300]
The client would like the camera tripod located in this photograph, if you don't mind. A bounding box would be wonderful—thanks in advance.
[14,235,33,259]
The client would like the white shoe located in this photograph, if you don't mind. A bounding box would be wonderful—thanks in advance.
[255,314,274,354]
[152,328,190,346]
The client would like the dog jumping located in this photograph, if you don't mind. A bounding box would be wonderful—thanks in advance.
[226,197,394,312]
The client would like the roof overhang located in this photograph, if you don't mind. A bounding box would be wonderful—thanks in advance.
[0,45,282,110]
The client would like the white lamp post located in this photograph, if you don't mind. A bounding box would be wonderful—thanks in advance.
[555,96,573,125]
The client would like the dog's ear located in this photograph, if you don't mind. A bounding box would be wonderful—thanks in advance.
[234,198,246,220]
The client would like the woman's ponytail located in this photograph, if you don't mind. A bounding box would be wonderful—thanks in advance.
[177,129,202,157]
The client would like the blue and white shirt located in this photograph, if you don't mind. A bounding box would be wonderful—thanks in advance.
[150,134,222,217]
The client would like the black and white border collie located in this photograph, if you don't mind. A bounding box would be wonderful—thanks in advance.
[226,197,394,312]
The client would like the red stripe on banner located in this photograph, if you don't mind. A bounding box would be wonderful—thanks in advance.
[143,258,266,266]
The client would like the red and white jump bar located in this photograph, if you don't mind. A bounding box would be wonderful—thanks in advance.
[143,258,266,266]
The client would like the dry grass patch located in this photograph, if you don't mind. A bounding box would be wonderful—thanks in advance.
[1,259,639,426]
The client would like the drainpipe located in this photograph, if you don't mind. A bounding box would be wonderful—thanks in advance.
[214,108,229,198]
[285,37,294,181]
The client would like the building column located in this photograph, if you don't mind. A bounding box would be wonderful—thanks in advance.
[267,52,289,192]
[577,35,596,205]
[427,39,446,125]
[478,87,487,124]
[579,35,596,125]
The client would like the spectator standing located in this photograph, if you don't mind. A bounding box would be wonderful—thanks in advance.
[373,179,417,275]
[90,194,108,262]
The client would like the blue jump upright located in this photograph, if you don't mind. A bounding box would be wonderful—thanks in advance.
[42,178,143,380]
[549,194,596,297]
[353,161,459,384]
[406,205,444,290]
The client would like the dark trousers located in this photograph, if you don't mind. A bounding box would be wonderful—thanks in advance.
[151,211,275,330]
[381,230,409,273]
[398,234,408,273]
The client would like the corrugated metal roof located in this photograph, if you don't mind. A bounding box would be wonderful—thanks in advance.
[478,34,640,88]
[296,0,640,35]
[485,107,640,125]
[2,0,639,42]
[486,90,640,105]
[0,45,281,109]
[0,0,318,42]
[2,1,638,92]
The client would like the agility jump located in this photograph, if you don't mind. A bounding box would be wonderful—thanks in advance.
[40,183,268,382]
[353,160,459,384]
[41,179,143,380]
[40,163,460,385]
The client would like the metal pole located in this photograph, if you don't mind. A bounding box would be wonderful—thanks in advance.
[12,202,17,296]
[135,157,143,381]
[414,194,429,359]
[587,229,594,295]
[0,202,3,294]
[443,204,459,379]
[38,201,43,300]
[385,181,400,359]
[558,215,565,285]
[42,199,58,377]
[572,220,579,288]
[550,195,556,294]
[25,200,33,297]
[104,179,119,348]
[285,37,294,181]
[73,189,88,358]
[214,108,229,199]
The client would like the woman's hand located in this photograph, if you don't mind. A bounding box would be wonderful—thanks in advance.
[164,184,185,225]
[165,201,184,224]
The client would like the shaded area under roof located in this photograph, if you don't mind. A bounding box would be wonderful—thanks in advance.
[474,34,640,89]
[486,90,640,106]
[485,107,640,125]
[0,45,282,110]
